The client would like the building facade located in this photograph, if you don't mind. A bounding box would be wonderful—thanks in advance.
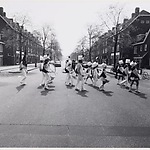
[0,7,43,66]
[91,7,150,68]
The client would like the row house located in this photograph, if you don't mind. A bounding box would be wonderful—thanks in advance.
[92,7,150,68]
[0,7,43,66]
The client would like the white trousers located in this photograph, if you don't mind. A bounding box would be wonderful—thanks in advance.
[21,69,27,84]
[75,74,84,90]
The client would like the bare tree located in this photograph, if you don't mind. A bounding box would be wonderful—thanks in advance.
[99,3,125,68]
[33,26,62,60]
[87,24,103,61]
[41,25,52,56]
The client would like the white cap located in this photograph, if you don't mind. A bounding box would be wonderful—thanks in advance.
[101,63,107,68]
[50,60,54,64]
[118,60,123,64]
[92,62,98,68]
[125,59,130,64]
[130,61,137,66]
[43,55,48,60]
[87,62,92,66]
[78,55,83,60]
[40,56,44,61]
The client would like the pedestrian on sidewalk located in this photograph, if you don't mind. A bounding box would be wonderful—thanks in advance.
[99,63,109,91]
[75,56,86,91]
[20,55,27,85]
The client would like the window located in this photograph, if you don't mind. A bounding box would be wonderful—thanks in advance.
[146,20,150,24]
[103,49,105,54]
[112,47,114,52]
[105,48,107,53]
[117,45,119,51]
[134,46,137,54]
[118,34,121,42]
[0,34,2,40]
[141,20,144,24]
[140,45,143,51]
[144,44,148,51]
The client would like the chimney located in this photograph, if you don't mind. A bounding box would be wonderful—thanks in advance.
[0,7,3,16]
[123,18,128,24]
[135,7,140,16]
[9,18,13,22]
[132,13,136,18]
[3,12,6,17]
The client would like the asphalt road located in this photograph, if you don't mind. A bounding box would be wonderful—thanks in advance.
[0,66,150,147]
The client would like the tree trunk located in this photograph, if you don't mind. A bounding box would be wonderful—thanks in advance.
[113,33,118,69]
[19,32,22,63]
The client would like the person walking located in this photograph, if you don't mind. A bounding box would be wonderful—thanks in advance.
[85,61,93,84]
[99,63,109,91]
[129,61,140,93]
[20,55,27,85]
[65,59,74,86]
[38,56,45,86]
[119,59,130,88]
[75,56,86,91]
[42,58,51,90]
[117,60,125,85]
[92,62,99,87]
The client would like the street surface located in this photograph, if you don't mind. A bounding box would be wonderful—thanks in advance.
[0,65,150,147]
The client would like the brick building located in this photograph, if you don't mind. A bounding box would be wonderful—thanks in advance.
[91,7,150,68]
[0,7,43,66]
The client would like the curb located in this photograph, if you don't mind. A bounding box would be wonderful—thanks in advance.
[8,67,38,73]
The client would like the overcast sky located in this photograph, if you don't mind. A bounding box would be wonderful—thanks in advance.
[1,0,150,56]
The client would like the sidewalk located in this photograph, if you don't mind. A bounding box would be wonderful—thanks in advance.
[0,63,38,73]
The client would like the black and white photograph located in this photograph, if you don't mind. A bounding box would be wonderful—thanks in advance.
[0,0,150,148]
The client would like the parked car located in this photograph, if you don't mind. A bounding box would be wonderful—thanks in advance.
[54,61,61,67]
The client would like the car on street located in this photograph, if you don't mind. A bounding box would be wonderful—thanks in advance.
[54,60,61,67]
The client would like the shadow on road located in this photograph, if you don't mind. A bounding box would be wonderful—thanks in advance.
[101,90,113,96]
[66,84,75,89]
[87,83,113,96]
[40,88,55,96]
[76,90,88,97]
[37,85,44,89]
[16,84,25,92]
[133,91,147,99]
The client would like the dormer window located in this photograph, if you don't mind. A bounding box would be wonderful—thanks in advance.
[146,20,150,24]
[134,46,137,54]
[144,44,148,51]
[0,34,2,40]
[140,45,143,51]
